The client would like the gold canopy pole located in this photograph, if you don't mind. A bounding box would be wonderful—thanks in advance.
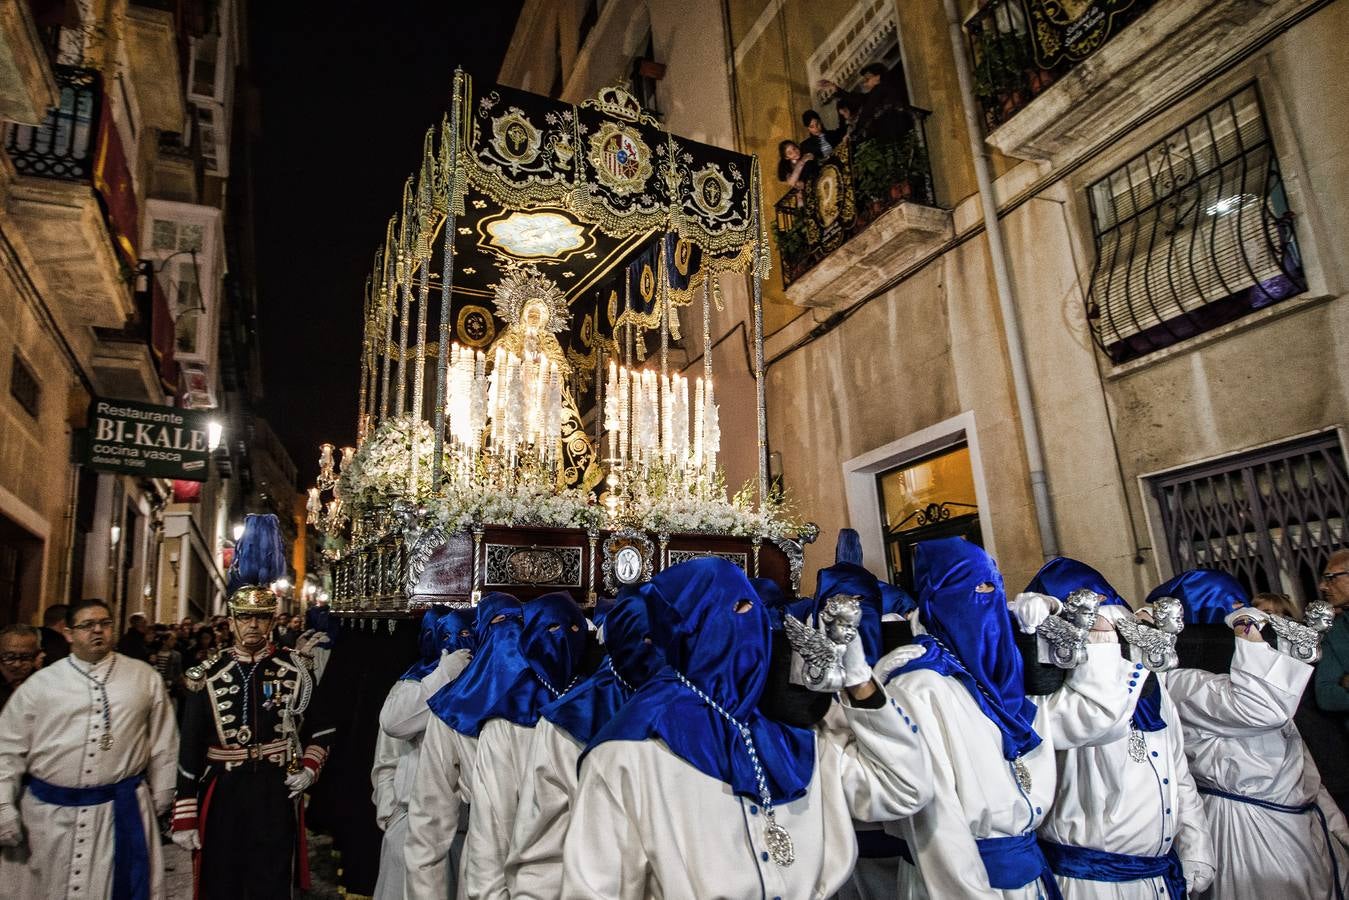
[411,131,435,427]
[394,177,414,418]
[366,249,383,434]
[750,157,768,503]
[658,241,669,464]
[378,219,396,424]
[357,273,371,442]
[432,71,465,490]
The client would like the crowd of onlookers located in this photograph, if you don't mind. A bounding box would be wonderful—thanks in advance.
[0,605,306,715]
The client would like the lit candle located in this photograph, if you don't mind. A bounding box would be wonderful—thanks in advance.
[693,377,705,472]
[340,447,356,473]
[319,443,334,477]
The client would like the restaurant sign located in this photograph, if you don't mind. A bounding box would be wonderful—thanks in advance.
[82,398,212,481]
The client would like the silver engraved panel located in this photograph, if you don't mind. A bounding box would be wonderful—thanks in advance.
[484,544,583,587]
[667,549,748,571]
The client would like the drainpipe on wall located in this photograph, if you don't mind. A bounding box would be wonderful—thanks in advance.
[942,0,1060,560]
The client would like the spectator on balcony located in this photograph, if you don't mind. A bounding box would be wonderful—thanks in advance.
[800,110,845,161]
[776,140,817,196]
[818,63,912,142]
[834,96,860,139]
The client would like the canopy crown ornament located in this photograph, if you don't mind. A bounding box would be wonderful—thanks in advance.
[491,263,571,335]
[583,81,659,127]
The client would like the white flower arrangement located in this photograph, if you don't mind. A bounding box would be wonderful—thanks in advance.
[339,417,801,539]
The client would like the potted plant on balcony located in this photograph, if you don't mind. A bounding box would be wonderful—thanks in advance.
[972,27,1032,124]
[851,137,896,215]
[772,218,811,277]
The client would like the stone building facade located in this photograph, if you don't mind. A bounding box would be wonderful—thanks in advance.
[0,0,299,626]
[499,0,1348,602]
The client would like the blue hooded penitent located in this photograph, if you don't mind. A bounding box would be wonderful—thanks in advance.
[519,591,589,700]
[401,606,449,682]
[541,589,665,745]
[751,577,793,630]
[1025,557,1125,608]
[1146,569,1248,625]
[402,607,476,682]
[427,592,525,736]
[226,514,286,594]
[434,607,477,655]
[586,557,816,805]
[808,528,917,665]
[891,537,1042,761]
[1026,557,1162,732]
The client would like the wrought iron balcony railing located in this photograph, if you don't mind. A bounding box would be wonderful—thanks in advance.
[964,0,1159,132]
[772,108,936,288]
[4,64,102,181]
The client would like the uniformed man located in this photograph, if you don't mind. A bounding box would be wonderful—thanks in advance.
[170,514,332,898]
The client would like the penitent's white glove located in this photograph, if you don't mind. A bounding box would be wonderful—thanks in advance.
[285,767,316,799]
[1182,858,1215,895]
[0,812,22,848]
[171,828,201,851]
[1225,607,1270,632]
[837,632,873,690]
[1008,592,1062,634]
[872,643,930,685]
[439,647,473,682]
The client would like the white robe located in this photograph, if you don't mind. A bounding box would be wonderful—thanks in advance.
[405,716,478,900]
[1167,640,1349,900]
[0,653,178,900]
[463,718,536,900]
[505,718,583,900]
[888,642,1135,900]
[1038,676,1215,898]
[559,684,933,900]
[373,656,465,900]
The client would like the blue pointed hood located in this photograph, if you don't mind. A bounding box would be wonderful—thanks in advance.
[435,607,477,655]
[427,592,525,736]
[1026,557,1162,732]
[586,557,816,805]
[893,537,1042,761]
[809,528,916,664]
[542,589,665,745]
[1147,569,1248,625]
[401,606,450,682]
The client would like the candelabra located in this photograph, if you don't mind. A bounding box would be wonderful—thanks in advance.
[600,361,721,520]
[308,442,355,536]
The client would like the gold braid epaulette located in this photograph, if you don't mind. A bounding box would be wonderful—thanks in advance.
[184,650,225,692]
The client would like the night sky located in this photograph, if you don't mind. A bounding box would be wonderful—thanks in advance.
[250,2,523,484]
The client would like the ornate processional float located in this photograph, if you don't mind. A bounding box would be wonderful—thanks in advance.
[308,73,817,618]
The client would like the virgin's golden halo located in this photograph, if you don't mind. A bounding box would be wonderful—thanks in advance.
[490,264,571,334]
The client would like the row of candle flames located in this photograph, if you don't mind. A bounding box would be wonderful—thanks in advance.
[307,343,723,533]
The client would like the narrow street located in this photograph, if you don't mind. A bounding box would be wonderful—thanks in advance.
[164,832,342,899]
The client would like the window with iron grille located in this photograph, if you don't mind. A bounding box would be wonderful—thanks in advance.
[9,352,40,419]
[1085,84,1306,365]
[1150,432,1348,605]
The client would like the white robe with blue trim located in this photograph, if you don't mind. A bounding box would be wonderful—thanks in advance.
[1037,676,1214,898]
[887,641,1135,900]
[1167,639,1349,900]
[559,683,933,900]
[0,653,177,900]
